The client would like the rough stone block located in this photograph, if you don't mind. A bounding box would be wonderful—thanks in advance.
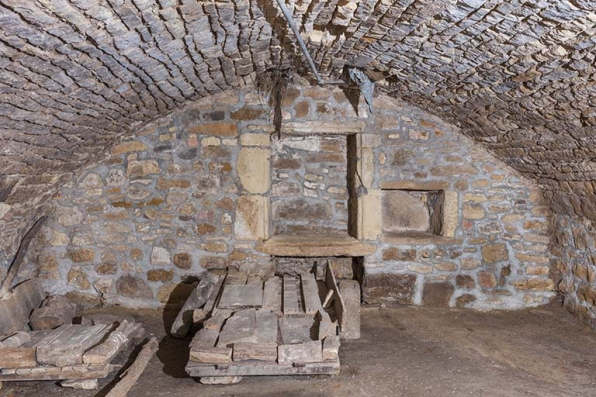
[235,195,269,240]
[481,244,508,263]
[363,273,416,305]
[360,189,382,240]
[422,282,454,307]
[237,147,271,194]
[189,123,238,137]
[116,275,152,299]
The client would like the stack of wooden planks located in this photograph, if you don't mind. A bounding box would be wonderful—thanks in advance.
[185,264,346,382]
[0,321,143,383]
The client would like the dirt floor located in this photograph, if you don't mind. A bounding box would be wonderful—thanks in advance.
[2,304,596,397]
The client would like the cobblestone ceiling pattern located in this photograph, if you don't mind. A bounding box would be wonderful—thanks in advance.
[0,0,595,223]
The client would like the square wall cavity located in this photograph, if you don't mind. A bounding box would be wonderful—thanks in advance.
[271,135,349,235]
[382,190,445,236]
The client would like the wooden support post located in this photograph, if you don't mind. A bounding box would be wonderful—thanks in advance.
[105,337,158,397]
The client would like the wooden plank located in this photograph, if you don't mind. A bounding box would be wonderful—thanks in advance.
[217,285,263,309]
[189,347,232,365]
[0,216,46,297]
[278,340,323,365]
[279,317,316,344]
[104,338,158,397]
[186,357,340,377]
[301,273,322,315]
[246,275,263,285]
[1,331,31,348]
[325,263,346,332]
[224,270,248,286]
[0,347,37,369]
[0,364,113,381]
[322,335,340,361]
[0,279,45,336]
[191,329,219,348]
[262,276,282,312]
[256,310,278,344]
[36,325,110,367]
[192,309,209,324]
[232,343,277,362]
[83,321,143,365]
[171,273,219,338]
[203,275,225,314]
[203,310,232,331]
[283,275,301,315]
[217,309,257,348]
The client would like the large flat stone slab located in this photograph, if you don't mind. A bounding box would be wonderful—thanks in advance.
[256,234,376,257]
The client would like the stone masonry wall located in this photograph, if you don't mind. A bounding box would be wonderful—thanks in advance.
[272,135,349,236]
[364,111,555,309]
[552,214,596,328]
[30,86,555,309]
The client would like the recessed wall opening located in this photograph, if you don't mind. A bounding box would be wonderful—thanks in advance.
[382,189,445,237]
[271,135,349,236]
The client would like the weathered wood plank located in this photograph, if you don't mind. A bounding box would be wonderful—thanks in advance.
[283,275,301,315]
[186,357,340,377]
[325,263,346,332]
[279,317,316,344]
[256,309,278,344]
[83,321,143,365]
[0,364,113,381]
[217,309,257,348]
[322,335,340,361]
[203,275,225,314]
[36,324,110,367]
[301,273,322,315]
[218,285,263,309]
[171,273,219,338]
[232,343,277,362]
[224,270,248,286]
[104,337,158,397]
[0,216,46,297]
[0,279,45,336]
[262,276,282,312]
[1,331,31,348]
[189,347,232,364]
[277,340,323,365]
[0,347,37,369]
[191,329,219,349]
[246,275,263,286]
[338,280,361,339]
[203,310,232,331]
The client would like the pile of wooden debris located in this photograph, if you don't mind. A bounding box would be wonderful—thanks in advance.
[175,263,361,385]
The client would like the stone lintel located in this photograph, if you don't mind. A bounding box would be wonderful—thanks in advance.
[256,234,376,257]
[380,180,450,191]
[381,232,462,245]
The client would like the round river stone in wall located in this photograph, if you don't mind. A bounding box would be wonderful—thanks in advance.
[382,190,430,233]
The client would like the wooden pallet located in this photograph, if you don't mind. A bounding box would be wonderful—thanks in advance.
[186,357,340,377]
[185,264,344,381]
[0,321,144,383]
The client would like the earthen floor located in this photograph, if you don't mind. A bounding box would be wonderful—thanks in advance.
[4,304,595,397]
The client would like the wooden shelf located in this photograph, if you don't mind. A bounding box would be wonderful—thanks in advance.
[256,234,376,257]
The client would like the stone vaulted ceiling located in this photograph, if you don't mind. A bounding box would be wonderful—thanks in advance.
[1,0,596,219]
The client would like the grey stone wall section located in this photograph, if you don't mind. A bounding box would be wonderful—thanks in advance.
[29,87,554,310]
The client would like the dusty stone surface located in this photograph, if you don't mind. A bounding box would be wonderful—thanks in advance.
[5,306,596,397]
[272,135,348,235]
[26,87,553,310]
[0,1,593,321]
[382,190,431,233]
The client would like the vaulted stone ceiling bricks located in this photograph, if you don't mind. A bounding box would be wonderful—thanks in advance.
[1,0,595,220]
